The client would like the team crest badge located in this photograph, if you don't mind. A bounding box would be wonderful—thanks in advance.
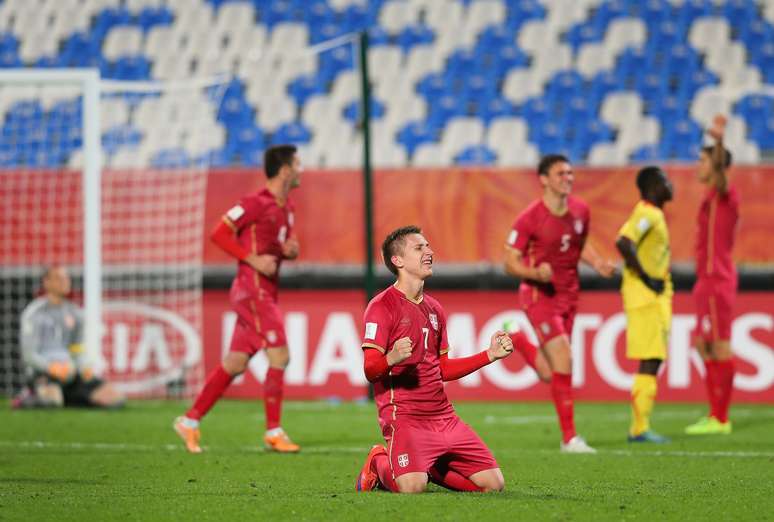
[574,219,583,234]
[429,313,438,331]
[398,454,409,468]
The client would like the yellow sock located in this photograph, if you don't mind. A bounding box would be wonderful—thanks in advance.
[630,373,657,436]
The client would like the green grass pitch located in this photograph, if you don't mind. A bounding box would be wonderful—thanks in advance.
[2,399,773,521]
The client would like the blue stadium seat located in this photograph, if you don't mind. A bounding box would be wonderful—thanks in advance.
[110,56,152,80]
[396,24,434,54]
[343,99,385,123]
[152,148,190,168]
[631,144,661,162]
[455,145,497,166]
[478,97,515,125]
[271,121,312,145]
[397,121,436,157]
[287,74,325,106]
[102,125,142,155]
[217,94,254,126]
[137,7,174,31]
[317,45,353,84]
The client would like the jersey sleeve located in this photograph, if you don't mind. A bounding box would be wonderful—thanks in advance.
[362,299,393,353]
[618,205,652,244]
[222,195,263,233]
[506,209,534,252]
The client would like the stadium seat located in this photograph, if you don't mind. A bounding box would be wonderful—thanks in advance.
[1,0,773,168]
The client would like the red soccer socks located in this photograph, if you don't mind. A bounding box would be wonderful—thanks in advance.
[264,366,285,430]
[186,365,234,421]
[551,372,576,444]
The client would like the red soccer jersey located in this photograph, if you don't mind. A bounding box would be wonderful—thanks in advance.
[695,185,739,283]
[506,196,590,302]
[222,188,294,301]
[361,285,455,427]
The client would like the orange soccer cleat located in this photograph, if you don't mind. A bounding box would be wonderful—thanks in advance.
[173,417,202,454]
[263,429,301,453]
[356,445,387,492]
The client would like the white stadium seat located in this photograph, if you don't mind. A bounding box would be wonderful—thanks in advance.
[689,17,731,53]
[600,92,644,129]
[604,18,647,55]
[588,142,627,166]
[103,26,144,61]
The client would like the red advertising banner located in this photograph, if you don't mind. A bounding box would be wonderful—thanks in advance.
[197,289,774,403]
[204,166,774,265]
[2,167,772,265]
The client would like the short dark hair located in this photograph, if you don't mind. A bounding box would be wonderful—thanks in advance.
[701,145,733,168]
[636,165,665,197]
[537,154,570,176]
[382,225,422,275]
[264,144,297,179]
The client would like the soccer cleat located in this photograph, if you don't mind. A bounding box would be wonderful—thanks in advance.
[684,416,732,435]
[356,445,387,492]
[560,435,597,454]
[173,416,202,454]
[263,429,301,453]
[628,430,670,443]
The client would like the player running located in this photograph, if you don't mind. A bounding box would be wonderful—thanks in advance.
[616,166,674,443]
[503,154,615,453]
[356,226,513,493]
[685,114,739,436]
[174,144,302,454]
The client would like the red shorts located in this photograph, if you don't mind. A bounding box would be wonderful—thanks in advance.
[692,278,735,343]
[522,295,577,345]
[229,293,287,355]
[382,415,498,479]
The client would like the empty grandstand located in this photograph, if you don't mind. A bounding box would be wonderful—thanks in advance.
[0,0,771,169]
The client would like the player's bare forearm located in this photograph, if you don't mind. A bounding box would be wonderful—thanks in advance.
[615,236,664,293]
[615,236,644,276]
[709,114,728,194]
[244,253,278,277]
[504,247,542,281]
[581,243,615,278]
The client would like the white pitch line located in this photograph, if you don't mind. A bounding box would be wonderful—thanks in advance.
[484,408,774,425]
[1,440,772,459]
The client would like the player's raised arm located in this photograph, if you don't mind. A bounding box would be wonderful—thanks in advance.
[707,114,729,195]
[439,331,513,382]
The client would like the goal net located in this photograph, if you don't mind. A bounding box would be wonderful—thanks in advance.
[0,69,227,399]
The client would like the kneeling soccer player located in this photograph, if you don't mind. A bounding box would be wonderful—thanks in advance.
[356,226,513,493]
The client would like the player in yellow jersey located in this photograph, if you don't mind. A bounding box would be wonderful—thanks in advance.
[615,166,674,443]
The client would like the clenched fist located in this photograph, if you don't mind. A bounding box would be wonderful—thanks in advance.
[534,262,553,283]
[487,331,514,361]
[386,336,413,366]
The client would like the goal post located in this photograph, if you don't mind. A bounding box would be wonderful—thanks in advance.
[0,68,102,395]
[0,68,226,398]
